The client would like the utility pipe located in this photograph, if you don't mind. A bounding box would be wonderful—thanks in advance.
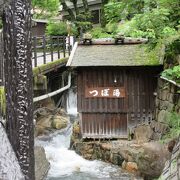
[33,72,71,102]
[160,76,180,88]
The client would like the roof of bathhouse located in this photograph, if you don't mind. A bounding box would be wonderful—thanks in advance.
[67,43,164,67]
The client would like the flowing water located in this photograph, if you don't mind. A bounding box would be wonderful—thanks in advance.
[35,89,134,180]
[36,125,133,180]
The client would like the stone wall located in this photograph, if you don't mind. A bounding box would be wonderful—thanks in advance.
[155,78,180,123]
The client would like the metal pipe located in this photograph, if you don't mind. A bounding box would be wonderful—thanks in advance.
[33,72,71,102]
[160,76,180,88]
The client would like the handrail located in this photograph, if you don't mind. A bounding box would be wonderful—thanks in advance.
[160,76,180,88]
[33,72,71,102]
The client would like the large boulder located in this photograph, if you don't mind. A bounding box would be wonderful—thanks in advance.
[35,115,53,136]
[35,146,50,180]
[51,115,69,129]
[136,142,170,178]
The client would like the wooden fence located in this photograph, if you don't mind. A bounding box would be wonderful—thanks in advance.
[32,35,74,67]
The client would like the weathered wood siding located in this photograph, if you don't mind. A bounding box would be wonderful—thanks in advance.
[77,67,161,138]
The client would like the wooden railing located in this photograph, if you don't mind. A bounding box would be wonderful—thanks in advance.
[32,36,74,67]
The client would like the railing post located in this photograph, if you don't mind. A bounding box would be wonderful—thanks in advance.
[43,35,46,64]
[63,36,66,58]
[33,36,37,67]
[50,36,53,62]
[57,36,60,59]
[68,35,71,56]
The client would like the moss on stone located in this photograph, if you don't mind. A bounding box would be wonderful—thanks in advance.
[0,86,6,116]
[33,58,68,76]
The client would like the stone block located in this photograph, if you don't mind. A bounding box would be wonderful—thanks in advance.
[161,90,169,101]
[157,110,171,123]
[155,98,159,107]
[160,100,169,110]
[134,124,154,143]
[157,78,164,89]
[166,102,174,112]
[168,93,174,103]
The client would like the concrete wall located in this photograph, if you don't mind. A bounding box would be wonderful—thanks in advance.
[155,78,180,123]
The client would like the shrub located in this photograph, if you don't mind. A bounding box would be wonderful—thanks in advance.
[162,65,180,84]
[105,22,118,34]
[161,112,180,142]
[90,27,113,38]
[46,21,68,36]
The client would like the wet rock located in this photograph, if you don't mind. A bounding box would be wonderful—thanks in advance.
[35,115,53,136]
[136,142,170,178]
[51,115,69,130]
[35,146,50,180]
[126,162,138,173]
[35,110,69,136]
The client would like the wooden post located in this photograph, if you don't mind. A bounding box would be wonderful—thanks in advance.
[3,0,35,179]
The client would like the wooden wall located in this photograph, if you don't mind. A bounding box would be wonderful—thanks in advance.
[77,67,162,138]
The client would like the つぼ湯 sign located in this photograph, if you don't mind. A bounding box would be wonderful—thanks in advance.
[85,87,125,98]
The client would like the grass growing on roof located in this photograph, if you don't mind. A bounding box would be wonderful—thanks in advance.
[33,57,68,76]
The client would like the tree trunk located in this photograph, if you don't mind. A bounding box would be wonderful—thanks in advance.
[71,0,79,17]
[3,0,35,179]
[61,0,76,21]
[82,0,89,12]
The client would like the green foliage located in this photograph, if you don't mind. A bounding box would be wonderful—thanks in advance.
[161,65,180,84]
[0,86,6,117]
[32,0,59,18]
[46,22,68,36]
[161,112,180,142]
[105,22,118,34]
[104,2,126,23]
[75,12,92,33]
[90,27,113,38]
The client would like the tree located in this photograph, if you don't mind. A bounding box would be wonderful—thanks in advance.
[60,0,92,33]
[32,0,59,18]
[3,0,35,179]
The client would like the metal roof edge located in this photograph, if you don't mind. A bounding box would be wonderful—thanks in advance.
[66,42,78,66]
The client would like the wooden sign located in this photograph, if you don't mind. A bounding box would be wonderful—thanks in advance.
[85,87,125,98]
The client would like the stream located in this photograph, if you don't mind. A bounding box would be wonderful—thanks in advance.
[35,89,135,180]
[36,124,134,180]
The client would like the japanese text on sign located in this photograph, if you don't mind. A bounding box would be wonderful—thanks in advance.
[85,87,125,98]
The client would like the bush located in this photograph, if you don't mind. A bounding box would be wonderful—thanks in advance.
[90,27,113,38]
[46,21,68,36]
[161,65,180,84]
[161,112,180,142]
[105,22,118,34]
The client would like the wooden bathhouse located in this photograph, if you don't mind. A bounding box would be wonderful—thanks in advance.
[67,41,163,138]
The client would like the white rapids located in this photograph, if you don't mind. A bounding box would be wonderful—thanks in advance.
[35,125,132,180]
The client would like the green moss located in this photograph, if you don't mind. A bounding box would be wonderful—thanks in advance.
[0,86,6,116]
[134,45,163,66]
[33,58,68,76]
